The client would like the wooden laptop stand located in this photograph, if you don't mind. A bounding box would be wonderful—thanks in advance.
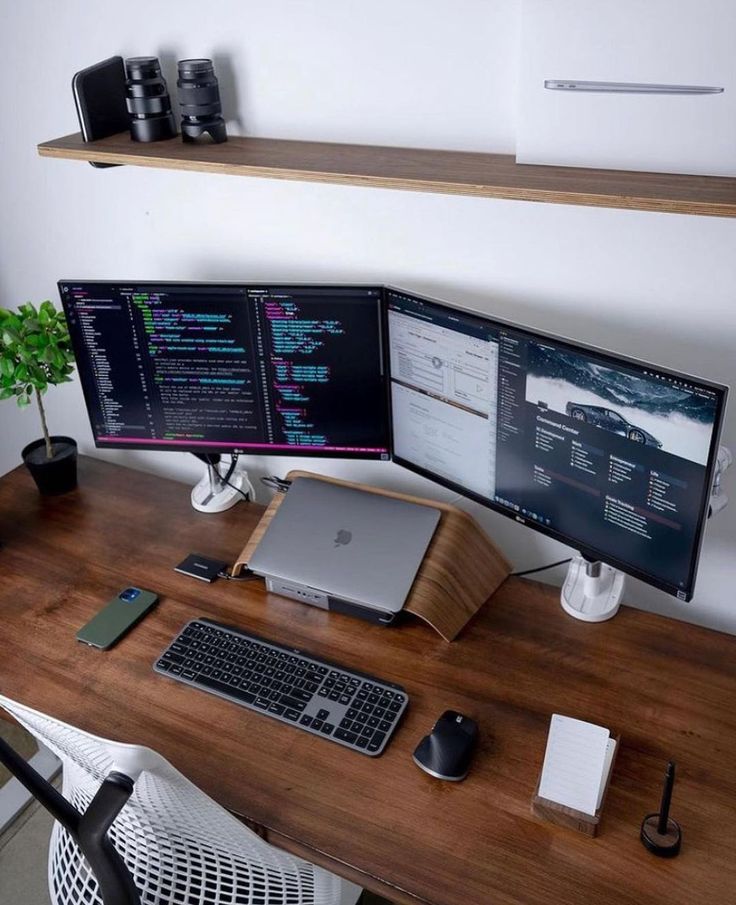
[234,470,511,641]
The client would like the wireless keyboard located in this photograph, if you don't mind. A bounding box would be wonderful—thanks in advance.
[154,618,408,756]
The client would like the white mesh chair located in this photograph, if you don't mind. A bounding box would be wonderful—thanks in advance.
[0,693,362,905]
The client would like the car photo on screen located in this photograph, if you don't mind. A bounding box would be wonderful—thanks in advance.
[564,402,662,447]
[524,343,718,466]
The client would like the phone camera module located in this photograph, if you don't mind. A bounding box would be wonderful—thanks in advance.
[120,588,141,601]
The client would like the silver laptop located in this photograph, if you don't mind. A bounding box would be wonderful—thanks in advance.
[544,79,725,95]
[248,477,441,621]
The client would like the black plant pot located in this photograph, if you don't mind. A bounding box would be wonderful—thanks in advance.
[21,436,78,495]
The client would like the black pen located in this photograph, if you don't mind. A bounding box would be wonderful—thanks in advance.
[657,761,676,835]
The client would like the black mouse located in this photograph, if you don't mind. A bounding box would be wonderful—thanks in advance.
[412,710,479,781]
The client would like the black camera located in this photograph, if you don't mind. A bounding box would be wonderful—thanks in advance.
[124,57,177,142]
[176,59,227,143]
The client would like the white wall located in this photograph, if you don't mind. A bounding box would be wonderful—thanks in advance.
[1,0,734,631]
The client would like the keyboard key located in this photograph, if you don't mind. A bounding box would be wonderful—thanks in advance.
[317,708,330,720]
[197,675,255,704]
[379,720,392,732]
[321,723,335,735]
[335,728,358,744]
[367,732,386,753]
[339,694,352,705]
[356,736,369,749]
[312,719,324,731]
[300,715,313,727]
[254,697,270,709]
[268,703,285,716]
[284,709,300,721]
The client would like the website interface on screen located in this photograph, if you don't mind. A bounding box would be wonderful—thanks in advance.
[60,282,390,458]
[386,289,723,595]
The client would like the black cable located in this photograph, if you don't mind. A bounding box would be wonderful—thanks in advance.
[220,473,250,501]
[260,476,291,493]
[511,558,572,578]
[221,454,237,486]
[217,566,259,581]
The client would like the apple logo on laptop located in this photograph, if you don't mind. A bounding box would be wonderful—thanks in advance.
[334,528,352,548]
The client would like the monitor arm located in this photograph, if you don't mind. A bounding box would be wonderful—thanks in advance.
[190,453,255,513]
[709,445,732,518]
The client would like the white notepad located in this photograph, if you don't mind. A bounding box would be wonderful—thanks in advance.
[538,715,616,816]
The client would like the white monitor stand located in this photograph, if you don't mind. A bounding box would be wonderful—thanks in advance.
[191,456,254,514]
[560,557,625,623]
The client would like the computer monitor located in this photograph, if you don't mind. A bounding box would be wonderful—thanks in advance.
[386,287,728,601]
[59,281,390,460]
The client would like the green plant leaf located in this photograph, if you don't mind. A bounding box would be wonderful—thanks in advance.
[0,301,76,400]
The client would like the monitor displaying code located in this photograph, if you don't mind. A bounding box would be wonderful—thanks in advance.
[60,282,390,458]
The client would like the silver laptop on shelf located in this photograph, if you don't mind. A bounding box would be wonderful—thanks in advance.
[248,477,441,625]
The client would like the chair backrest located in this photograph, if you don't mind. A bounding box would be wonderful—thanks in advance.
[0,694,342,905]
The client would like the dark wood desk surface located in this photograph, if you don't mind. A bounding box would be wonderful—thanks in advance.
[1,458,735,905]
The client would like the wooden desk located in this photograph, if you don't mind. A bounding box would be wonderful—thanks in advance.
[1,458,735,905]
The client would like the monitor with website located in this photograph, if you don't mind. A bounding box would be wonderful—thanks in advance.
[385,287,728,602]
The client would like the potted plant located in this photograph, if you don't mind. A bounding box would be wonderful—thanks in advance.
[0,300,78,495]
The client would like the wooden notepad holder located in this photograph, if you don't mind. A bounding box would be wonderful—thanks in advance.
[531,733,621,837]
[233,469,511,641]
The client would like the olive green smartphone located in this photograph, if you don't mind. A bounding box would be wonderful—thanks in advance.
[76,587,159,650]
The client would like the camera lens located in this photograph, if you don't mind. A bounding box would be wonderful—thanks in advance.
[177,58,227,143]
[125,57,177,142]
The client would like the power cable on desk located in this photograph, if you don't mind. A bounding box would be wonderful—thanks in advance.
[511,558,572,578]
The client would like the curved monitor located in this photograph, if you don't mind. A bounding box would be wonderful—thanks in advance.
[385,287,728,601]
[59,281,390,460]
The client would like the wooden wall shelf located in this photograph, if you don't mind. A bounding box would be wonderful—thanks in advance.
[38,131,736,217]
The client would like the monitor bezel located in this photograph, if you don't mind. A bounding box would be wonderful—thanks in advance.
[58,280,392,462]
[384,285,729,601]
